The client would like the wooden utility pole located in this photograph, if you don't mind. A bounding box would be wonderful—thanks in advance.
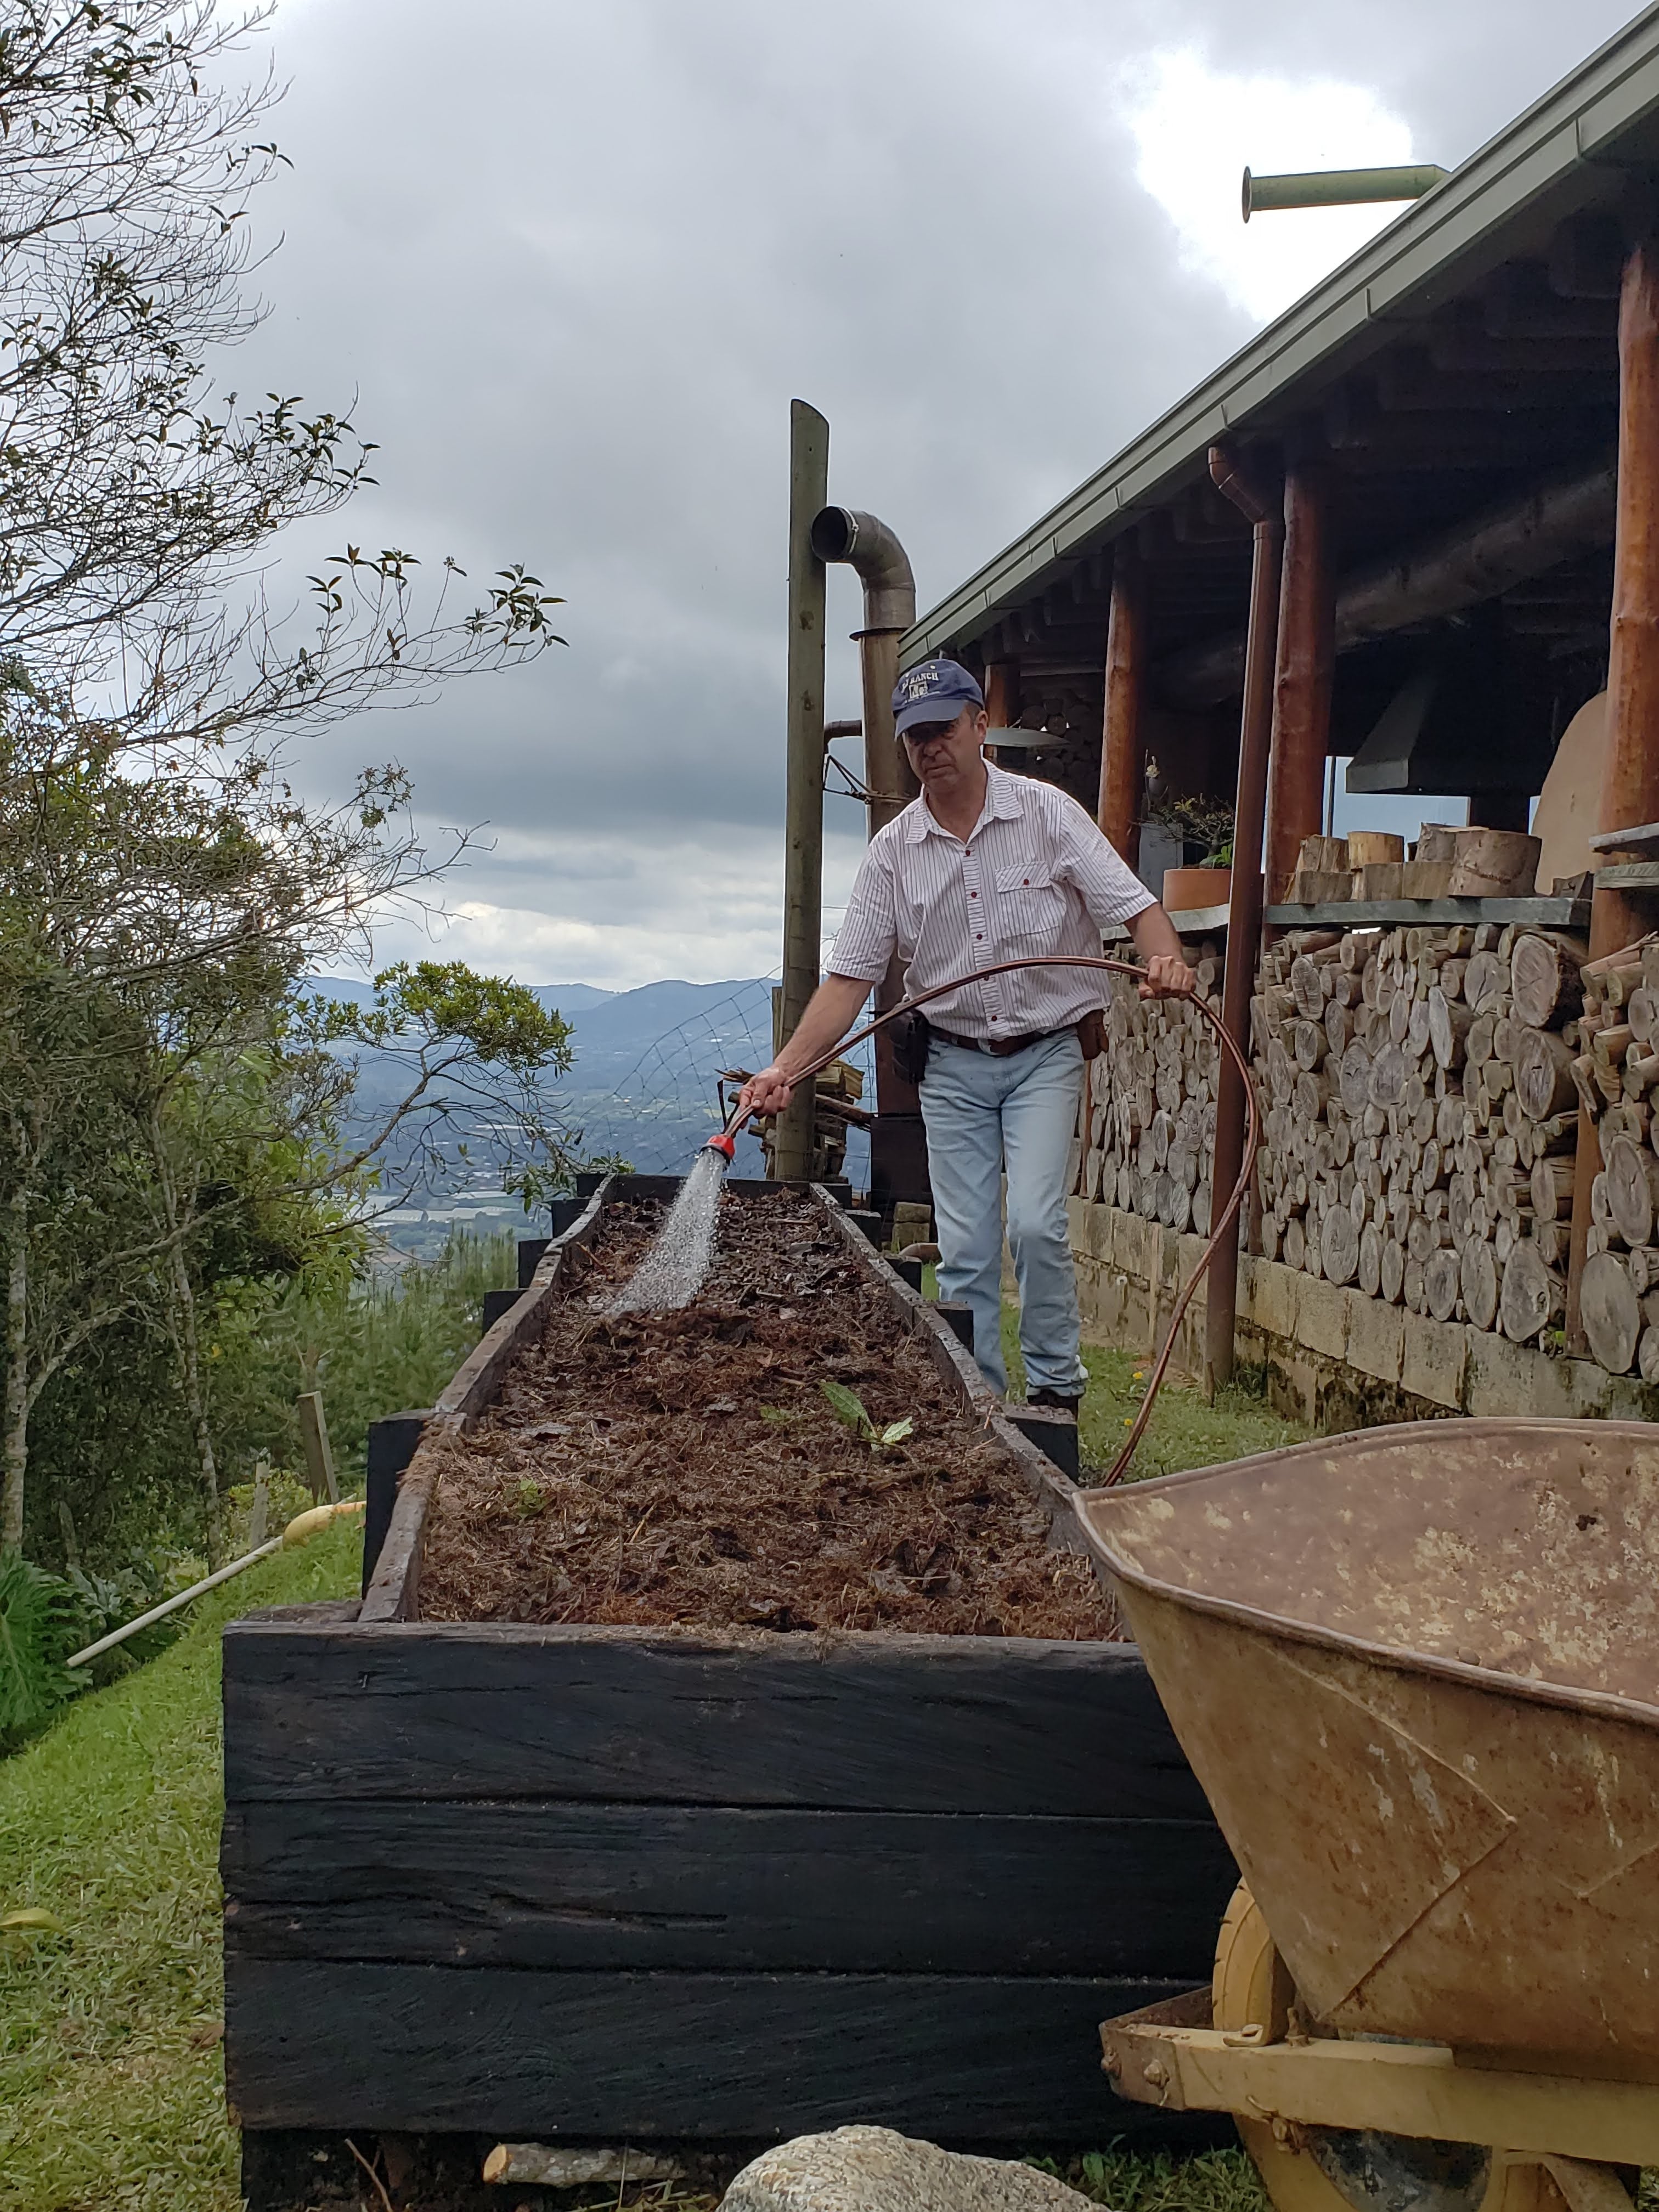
[1098,537,1147,867]
[1206,445,1283,1393]
[776,399,830,1182]
[1569,235,1659,1346]
[1266,461,1334,905]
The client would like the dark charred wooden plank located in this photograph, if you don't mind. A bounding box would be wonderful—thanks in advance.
[221,1622,1205,1817]
[221,1803,1236,1975]
[224,1962,1202,2140]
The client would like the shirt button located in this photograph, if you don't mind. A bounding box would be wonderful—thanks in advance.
[969,890,977,898]
[975,934,983,941]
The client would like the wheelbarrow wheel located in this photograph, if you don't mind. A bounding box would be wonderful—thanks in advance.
[1213,1880,1343,2212]
[1212,1883,1560,2212]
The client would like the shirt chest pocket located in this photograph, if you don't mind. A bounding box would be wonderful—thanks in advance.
[994,861,1066,943]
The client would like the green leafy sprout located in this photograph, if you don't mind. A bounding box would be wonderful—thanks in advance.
[820,1380,915,1452]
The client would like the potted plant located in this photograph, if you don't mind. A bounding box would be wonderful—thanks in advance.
[1146,795,1234,911]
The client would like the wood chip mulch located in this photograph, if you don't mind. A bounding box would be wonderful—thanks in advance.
[416,1189,1120,1639]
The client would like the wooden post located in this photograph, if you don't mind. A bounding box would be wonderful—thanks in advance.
[1568,235,1659,1349]
[983,660,1019,730]
[1205,445,1283,1395]
[1097,537,1146,868]
[1266,461,1333,904]
[296,1392,339,1503]
[776,399,830,1182]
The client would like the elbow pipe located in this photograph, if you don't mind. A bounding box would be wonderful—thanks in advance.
[1208,442,1274,531]
[809,507,917,633]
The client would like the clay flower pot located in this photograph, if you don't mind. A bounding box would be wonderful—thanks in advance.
[1162,865,1230,912]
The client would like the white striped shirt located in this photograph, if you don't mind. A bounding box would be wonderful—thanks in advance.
[828,764,1156,1039]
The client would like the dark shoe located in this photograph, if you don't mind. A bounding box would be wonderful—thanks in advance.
[1026,1387,1081,1418]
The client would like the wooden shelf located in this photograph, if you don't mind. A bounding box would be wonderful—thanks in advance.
[1103,902,1232,942]
[1264,895,1591,930]
[1594,862,1659,889]
[1589,822,1659,855]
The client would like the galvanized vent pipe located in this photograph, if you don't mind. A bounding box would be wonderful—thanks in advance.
[809,506,918,840]
[809,503,926,1212]
[1242,163,1448,222]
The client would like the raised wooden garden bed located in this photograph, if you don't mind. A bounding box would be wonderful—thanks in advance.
[222,1176,1237,2179]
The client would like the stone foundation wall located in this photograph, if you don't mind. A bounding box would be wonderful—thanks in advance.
[1068,1197,1659,1432]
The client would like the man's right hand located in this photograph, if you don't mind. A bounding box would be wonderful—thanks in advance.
[738,1063,795,1116]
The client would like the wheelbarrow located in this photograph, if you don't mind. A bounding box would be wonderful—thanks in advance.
[1075,1418,1659,2212]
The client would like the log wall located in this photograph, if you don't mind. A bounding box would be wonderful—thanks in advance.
[1073,917,1659,1391]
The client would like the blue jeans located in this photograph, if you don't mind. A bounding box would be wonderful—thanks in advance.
[919,1027,1086,1399]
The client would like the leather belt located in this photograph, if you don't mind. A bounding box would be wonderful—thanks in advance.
[931,1023,1073,1059]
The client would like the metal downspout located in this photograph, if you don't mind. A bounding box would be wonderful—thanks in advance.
[1206,442,1284,1393]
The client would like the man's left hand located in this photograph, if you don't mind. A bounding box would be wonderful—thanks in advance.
[1139,952,1196,1000]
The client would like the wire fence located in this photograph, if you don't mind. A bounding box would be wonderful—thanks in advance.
[572,926,876,1183]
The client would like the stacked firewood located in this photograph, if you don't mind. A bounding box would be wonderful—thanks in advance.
[1285,827,1550,904]
[1070,950,1223,1234]
[1569,934,1659,1380]
[1248,920,1590,1347]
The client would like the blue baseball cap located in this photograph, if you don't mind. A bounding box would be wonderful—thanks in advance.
[892,657,984,738]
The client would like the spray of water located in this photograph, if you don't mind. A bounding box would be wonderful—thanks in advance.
[608,1147,729,1314]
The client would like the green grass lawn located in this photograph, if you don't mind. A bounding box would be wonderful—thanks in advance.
[0,1518,362,2212]
[0,1485,1269,2212]
[1000,1305,1308,1480]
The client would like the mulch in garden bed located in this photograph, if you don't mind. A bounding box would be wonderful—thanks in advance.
[417,1188,1120,1639]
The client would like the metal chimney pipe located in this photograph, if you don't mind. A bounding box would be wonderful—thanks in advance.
[1243,163,1447,222]
[809,505,927,1215]
[809,506,918,840]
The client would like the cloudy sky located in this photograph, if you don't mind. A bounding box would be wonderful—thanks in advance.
[243,0,1637,989]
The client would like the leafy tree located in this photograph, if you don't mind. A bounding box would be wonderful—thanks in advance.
[0,3,586,1561]
[0,0,564,757]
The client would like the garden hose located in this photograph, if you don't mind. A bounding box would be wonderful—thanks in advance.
[712,953,1261,1488]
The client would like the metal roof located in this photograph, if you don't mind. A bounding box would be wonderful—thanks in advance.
[901,3,1659,666]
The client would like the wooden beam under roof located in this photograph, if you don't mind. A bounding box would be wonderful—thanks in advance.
[1428,322,1610,376]
[1160,452,1616,707]
[1375,347,1613,413]
[1484,261,1620,340]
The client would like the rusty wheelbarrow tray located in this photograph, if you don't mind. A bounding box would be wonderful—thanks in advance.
[1075,1418,1659,2083]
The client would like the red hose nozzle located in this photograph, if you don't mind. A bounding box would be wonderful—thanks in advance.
[707,1131,737,1161]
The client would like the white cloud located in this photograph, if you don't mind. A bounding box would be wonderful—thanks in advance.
[360,816,872,991]
[1121,48,1415,323]
[223,0,1634,988]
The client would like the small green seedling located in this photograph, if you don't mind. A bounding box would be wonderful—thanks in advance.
[820,1380,914,1451]
[514,1479,548,1518]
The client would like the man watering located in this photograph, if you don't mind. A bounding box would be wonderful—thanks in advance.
[740,657,1194,1413]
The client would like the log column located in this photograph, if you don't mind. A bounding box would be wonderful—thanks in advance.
[1568,234,1659,1347]
[1266,461,1334,905]
[1206,445,1283,1393]
[983,659,1019,731]
[1097,537,1146,868]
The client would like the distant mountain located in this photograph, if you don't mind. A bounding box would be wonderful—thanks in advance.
[306,973,855,1203]
[309,975,617,1017]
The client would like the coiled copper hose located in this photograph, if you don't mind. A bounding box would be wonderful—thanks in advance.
[718,953,1261,1488]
